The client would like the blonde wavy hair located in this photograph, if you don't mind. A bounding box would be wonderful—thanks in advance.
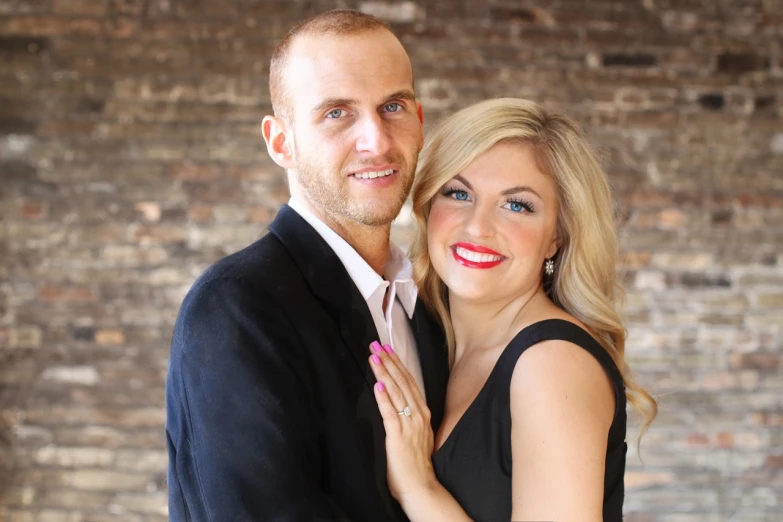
[409,98,657,439]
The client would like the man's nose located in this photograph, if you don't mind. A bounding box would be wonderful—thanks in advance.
[355,114,392,156]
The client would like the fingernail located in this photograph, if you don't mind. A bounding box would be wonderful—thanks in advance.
[383,344,394,354]
[376,381,385,392]
[371,341,382,353]
[372,354,381,365]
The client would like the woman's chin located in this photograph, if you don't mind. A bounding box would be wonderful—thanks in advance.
[446,286,497,305]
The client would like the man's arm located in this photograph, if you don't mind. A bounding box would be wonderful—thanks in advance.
[165,276,345,522]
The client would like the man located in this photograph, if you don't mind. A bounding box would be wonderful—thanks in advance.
[165,9,449,522]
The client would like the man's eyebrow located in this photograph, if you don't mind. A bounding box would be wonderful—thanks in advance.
[311,98,357,113]
[382,90,416,104]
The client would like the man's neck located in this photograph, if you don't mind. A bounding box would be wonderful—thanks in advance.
[293,196,391,276]
[324,215,391,276]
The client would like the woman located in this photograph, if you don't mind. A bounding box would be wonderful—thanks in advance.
[367,98,657,521]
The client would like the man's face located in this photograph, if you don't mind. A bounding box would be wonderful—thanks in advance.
[282,30,424,227]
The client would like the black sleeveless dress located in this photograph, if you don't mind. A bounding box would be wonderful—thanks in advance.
[432,319,627,522]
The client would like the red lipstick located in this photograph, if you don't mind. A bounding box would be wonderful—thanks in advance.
[451,242,506,269]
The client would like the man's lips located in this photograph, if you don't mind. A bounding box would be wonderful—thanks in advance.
[451,242,506,269]
[348,164,399,180]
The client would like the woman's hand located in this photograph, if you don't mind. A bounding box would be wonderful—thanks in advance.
[368,341,437,502]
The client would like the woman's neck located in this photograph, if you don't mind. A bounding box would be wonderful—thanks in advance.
[449,286,551,361]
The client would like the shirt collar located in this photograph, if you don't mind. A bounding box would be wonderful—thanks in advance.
[288,198,418,318]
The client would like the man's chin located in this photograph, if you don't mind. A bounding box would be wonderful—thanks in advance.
[351,203,405,227]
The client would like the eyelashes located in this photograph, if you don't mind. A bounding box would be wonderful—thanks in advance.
[504,198,536,213]
[438,185,536,213]
[439,186,469,201]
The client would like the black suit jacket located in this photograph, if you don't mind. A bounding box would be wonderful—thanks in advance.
[166,205,449,522]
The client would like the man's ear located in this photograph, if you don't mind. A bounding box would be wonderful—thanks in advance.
[262,115,296,169]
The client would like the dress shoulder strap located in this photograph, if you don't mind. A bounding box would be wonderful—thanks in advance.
[494,319,626,413]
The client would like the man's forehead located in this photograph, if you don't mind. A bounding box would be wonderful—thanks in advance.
[284,32,414,106]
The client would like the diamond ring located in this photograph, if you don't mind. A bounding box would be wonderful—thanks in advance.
[397,406,412,417]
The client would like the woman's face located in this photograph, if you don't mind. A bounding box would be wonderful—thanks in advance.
[427,142,560,305]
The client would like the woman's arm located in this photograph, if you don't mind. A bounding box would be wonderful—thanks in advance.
[394,480,473,522]
[509,339,615,522]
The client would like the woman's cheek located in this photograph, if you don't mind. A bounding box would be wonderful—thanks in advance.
[427,204,454,268]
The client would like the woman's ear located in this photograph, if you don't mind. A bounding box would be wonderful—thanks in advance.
[262,115,296,169]
[545,233,560,260]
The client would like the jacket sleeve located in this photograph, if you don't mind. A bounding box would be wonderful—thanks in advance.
[165,276,349,522]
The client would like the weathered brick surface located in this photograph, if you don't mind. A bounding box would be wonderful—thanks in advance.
[1,0,781,519]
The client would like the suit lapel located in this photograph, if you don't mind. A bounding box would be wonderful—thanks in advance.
[269,205,379,390]
[410,301,449,432]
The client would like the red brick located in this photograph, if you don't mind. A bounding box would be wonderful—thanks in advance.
[103,17,139,39]
[2,16,102,36]
[714,432,734,449]
[38,286,96,302]
[686,433,709,447]
[750,411,783,426]
[188,205,213,222]
[131,225,186,245]
[95,329,125,346]
[628,190,673,208]
[729,352,780,371]
[20,201,46,219]
[620,251,652,269]
[765,455,783,468]
[52,0,109,16]
[170,164,222,182]
[658,208,685,228]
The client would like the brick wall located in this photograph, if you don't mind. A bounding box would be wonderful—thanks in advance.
[1,0,781,520]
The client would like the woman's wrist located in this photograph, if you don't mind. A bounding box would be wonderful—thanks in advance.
[397,474,448,516]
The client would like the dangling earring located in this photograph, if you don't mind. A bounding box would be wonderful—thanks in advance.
[544,258,554,276]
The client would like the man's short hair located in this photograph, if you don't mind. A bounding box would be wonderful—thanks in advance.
[269,9,391,119]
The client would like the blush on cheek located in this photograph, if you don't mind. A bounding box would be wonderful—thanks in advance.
[426,203,460,270]
[426,204,452,246]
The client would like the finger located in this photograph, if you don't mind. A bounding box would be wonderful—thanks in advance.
[373,381,401,423]
[369,340,383,354]
[369,354,408,414]
[374,348,425,418]
[368,342,429,421]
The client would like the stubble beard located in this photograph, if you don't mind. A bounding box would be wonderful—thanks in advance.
[293,147,418,228]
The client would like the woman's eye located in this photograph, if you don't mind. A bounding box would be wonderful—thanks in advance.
[452,190,469,201]
[503,200,532,213]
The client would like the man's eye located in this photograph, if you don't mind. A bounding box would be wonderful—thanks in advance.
[384,103,402,113]
[326,109,346,119]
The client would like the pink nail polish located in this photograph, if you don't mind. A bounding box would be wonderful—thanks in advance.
[383,344,394,354]
[372,354,381,365]
[376,381,385,392]
[371,341,382,353]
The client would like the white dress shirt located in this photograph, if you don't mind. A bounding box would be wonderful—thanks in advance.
[288,198,426,398]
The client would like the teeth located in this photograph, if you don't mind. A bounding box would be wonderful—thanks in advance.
[455,247,503,263]
[354,168,395,180]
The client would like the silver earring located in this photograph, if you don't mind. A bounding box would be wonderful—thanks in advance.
[545,258,554,276]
